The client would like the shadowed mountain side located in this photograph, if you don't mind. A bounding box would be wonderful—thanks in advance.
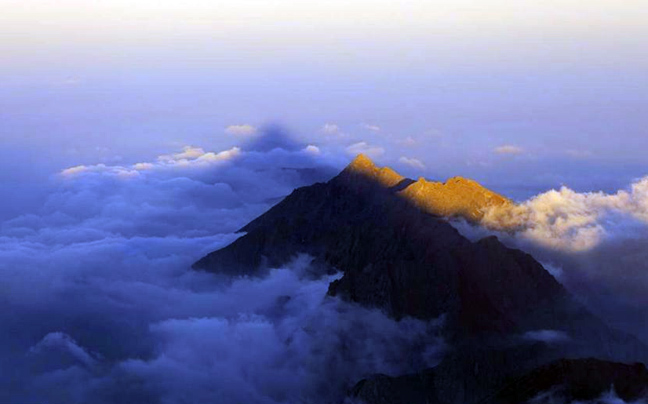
[193,154,648,403]
[492,358,648,404]
[193,155,646,347]
[352,358,648,404]
[193,154,509,277]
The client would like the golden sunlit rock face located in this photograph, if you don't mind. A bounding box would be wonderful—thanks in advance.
[347,154,512,223]
[345,153,406,188]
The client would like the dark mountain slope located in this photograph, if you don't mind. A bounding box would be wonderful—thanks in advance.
[352,358,648,404]
[193,154,648,403]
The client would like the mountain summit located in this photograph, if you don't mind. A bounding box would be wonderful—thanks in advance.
[193,155,647,403]
[193,154,512,278]
[336,154,511,222]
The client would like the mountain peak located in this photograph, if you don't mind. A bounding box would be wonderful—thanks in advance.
[338,154,405,188]
[347,153,376,171]
[337,156,511,222]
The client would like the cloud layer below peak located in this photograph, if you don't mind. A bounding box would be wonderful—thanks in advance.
[0,140,444,403]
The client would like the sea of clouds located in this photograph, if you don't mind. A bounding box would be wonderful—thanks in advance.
[2,127,648,403]
[0,133,444,403]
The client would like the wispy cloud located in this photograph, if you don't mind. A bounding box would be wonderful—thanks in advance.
[399,156,425,169]
[225,124,257,137]
[361,123,381,132]
[61,146,242,178]
[398,136,417,147]
[345,141,385,158]
[494,145,524,155]
[321,123,342,136]
[565,149,594,159]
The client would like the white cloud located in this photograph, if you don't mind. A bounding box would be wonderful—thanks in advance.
[482,177,648,251]
[345,141,385,158]
[160,146,206,161]
[1,147,442,402]
[303,145,321,155]
[61,165,98,176]
[194,147,242,163]
[398,136,417,147]
[399,156,425,169]
[225,124,257,137]
[494,145,524,155]
[361,123,381,132]
[321,123,341,135]
[133,162,154,171]
[61,146,242,178]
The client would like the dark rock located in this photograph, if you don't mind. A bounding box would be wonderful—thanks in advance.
[491,358,648,403]
[351,359,648,404]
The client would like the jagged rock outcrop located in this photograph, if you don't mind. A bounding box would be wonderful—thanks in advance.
[193,154,648,403]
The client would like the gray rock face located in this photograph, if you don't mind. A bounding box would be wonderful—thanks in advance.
[193,155,648,403]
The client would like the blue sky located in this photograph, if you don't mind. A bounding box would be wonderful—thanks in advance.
[1,0,647,219]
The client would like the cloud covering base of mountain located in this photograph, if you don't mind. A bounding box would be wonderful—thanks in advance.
[0,139,443,403]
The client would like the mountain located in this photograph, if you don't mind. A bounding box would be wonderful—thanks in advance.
[193,154,510,278]
[193,155,648,403]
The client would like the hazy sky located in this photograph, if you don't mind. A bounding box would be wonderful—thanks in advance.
[1,0,647,218]
[2,3,648,401]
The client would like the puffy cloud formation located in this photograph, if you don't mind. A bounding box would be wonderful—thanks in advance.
[303,144,321,155]
[0,138,443,403]
[494,145,524,155]
[482,177,648,252]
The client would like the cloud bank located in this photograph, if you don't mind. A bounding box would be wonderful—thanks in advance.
[0,136,443,403]
[482,177,648,252]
